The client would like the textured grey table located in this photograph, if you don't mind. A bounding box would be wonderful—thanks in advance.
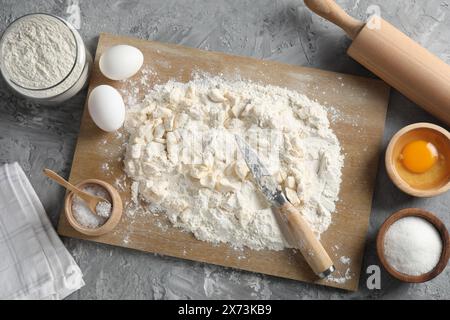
[0,0,449,300]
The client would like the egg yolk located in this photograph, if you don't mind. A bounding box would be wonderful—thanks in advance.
[401,140,438,173]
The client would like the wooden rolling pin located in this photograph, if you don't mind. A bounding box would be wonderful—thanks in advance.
[304,0,450,126]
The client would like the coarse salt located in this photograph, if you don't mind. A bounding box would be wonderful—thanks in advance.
[72,185,111,228]
[95,201,112,218]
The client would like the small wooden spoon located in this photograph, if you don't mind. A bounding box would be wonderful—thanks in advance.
[43,169,111,217]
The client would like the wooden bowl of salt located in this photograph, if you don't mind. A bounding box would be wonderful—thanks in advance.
[377,208,449,283]
[64,179,123,236]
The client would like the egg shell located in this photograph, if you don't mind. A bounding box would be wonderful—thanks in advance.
[99,45,144,81]
[88,85,125,132]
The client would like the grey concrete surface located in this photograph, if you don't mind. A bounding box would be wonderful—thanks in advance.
[0,0,449,300]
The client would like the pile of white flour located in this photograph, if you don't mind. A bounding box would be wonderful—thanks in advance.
[124,75,344,250]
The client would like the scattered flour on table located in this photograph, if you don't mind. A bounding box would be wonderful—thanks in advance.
[326,267,353,284]
[65,0,81,29]
[123,75,344,250]
[339,256,351,265]
[95,201,112,218]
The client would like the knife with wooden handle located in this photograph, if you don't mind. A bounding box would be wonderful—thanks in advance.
[235,135,335,278]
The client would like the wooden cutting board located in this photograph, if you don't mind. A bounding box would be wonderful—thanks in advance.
[57,33,390,291]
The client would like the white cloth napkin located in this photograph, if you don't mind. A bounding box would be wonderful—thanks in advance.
[0,163,84,300]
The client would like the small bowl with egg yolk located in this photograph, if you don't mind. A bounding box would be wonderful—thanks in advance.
[386,123,450,197]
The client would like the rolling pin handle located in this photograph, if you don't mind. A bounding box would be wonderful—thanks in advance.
[304,0,365,39]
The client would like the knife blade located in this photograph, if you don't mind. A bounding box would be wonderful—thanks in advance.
[234,134,287,207]
[234,134,335,278]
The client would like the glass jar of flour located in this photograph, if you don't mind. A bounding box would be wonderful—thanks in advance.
[0,13,92,104]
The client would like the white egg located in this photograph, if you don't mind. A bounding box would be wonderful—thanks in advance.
[88,85,125,132]
[99,45,144,81]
